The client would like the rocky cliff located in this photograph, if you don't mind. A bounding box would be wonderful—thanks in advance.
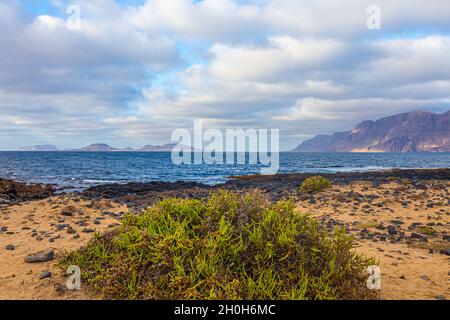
[292,110,450,152]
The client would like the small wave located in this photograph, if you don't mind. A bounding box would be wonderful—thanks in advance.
[321,166,392,173]
[82,179,120,184]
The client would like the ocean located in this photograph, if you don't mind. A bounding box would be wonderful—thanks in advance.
[0,151,449,191]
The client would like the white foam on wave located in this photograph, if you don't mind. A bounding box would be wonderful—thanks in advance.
[321,166,394,173]
[82,179,120,184]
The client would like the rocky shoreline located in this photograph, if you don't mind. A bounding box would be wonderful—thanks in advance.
[0,179,55,207]
[2,169,449,205]
[2,168,449,213]
[80,168,450,210]
[2,168,450,211]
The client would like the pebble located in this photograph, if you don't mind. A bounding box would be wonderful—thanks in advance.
[39,271,52,280]
[66,227,76,234]
[61,210,74,217]
[56,224,71,231]
[410,233,428,242]
[5,244,15,251]
[24,250,55,263]
[387,225,398,235]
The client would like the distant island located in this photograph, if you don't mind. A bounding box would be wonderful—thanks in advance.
[19,143,180,152]
[19,145,59,152]
[292,110,450,153]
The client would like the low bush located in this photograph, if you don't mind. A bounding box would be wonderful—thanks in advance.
[300,176,332,194]
[62,190,377,300]
[418,226,436,236]
[401,179,412,186]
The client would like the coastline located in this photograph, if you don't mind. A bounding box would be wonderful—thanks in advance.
[1,168,449,300]
[81,168,450,210]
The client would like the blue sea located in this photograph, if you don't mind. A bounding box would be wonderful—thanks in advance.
[0,152,449,191]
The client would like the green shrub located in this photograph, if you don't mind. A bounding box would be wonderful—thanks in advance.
[61,190,377,300]
[300,176,332,194]
[418,226,435,236]
[401,179,412,186]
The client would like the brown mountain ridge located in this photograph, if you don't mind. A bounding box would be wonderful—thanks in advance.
[292,110,450,153]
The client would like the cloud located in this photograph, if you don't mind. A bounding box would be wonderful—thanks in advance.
[208,37,346,82]
[0,0,450,150]
[131,0,450,40]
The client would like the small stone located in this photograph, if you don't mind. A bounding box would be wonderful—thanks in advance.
[410,233,428,242]
[61,209,74,217]
[420,275,430,281]
[25,250,55,263]
[66,227,76,234]
[0,199,11,205]
[299,194,311,201]
[39,271,52,280]
[82,228,95,233]
[72,234,80,240]
[56,224,70,231]
[387,225,398,235]
[435,295,446,300]
[5,244,15,251]
[390,220,404,225]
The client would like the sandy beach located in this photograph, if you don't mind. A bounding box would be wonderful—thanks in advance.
[1,169,449,300]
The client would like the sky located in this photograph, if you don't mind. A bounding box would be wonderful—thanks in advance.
[0,0,450,151]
